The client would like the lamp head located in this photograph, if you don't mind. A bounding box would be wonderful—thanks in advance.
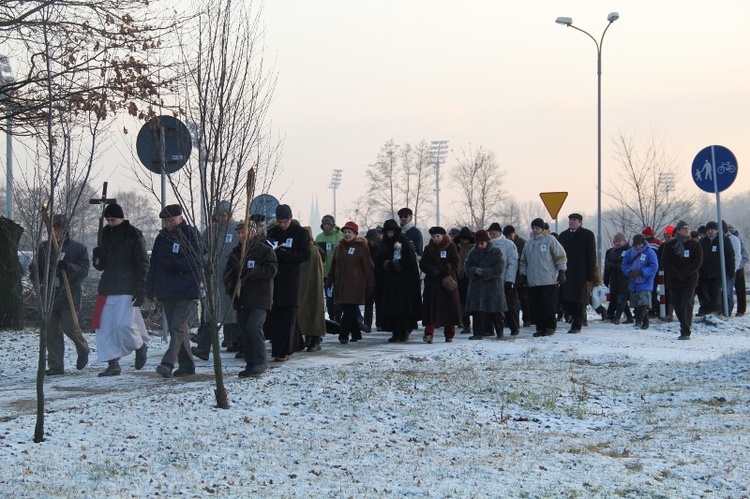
[555,17,573,26]
[607,12,619,22]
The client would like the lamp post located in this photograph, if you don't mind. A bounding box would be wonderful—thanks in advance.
[0,55,14,219]
[329,169,342,220]
[429,140,448,226]
[555,12,619,269]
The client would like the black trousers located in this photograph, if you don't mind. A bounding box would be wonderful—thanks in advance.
[268,305,299,357]
[735,269,746,315]
[503,282,520,333]
[669,287,696,336]
[528,285,558,334]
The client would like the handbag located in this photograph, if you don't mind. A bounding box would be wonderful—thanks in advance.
[442,275,458,292]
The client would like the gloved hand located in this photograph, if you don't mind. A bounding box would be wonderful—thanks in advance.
[132,289,145,308]
[628,269,642,278]
[56,260,67,274]
[163,256,179,274]
[92,247,105,262]
[518,274,528,287]
[557,271,566,286]
[475,267,483,276]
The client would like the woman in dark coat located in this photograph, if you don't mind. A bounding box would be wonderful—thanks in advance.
[464,230,506,340]
[419,226,462,343]
[328,221,375,344]
[373,219,421,342]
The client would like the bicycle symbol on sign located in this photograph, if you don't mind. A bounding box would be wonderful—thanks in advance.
[717,162,736,174]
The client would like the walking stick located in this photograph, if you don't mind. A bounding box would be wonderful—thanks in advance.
[235,168,256,298]
[40,206,80,330]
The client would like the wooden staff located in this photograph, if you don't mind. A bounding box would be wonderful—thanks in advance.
[41,206,80,329]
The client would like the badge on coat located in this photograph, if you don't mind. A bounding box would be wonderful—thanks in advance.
[712,246,717,252]
[639,254,646,261]
[225,234,233,243]
[247,260,255,269]
[285,238,294,247]
[326,243,332,250]
[348,247,355,255]
[440,250,447,259]
[540,244,548,252]
[172,243,180,253]
[60,252,66,260]
[684,250,690,257]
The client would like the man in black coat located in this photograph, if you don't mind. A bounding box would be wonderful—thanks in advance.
[557,213,596,334]
[397,207,424,258]
[697,221,735,316]
[265,204,311,361]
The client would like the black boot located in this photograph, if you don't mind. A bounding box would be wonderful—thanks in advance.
[612,302,626,325]
[99,359,121,377]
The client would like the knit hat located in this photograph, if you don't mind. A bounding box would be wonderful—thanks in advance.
[531,218,545,229]
[104,203,124,219]
[705,221,719,230]
[675,220,690,231]
[429,226,446,236]
[342,221,359,234]
[641,226,654,237]
[275,204,293,220]
[474,230,491,243]
[632,234,646,246]
[457,226,474,243]
[502,225,515,237]
[487,222,503,233]
[663,225,675,237]
[159,204,182,218]
[613,232,626,243]
[321,214,335,226]
[568,213,583,222]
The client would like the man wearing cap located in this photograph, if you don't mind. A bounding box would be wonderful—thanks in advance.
[488,222,520,336]
[30,214,91,375]
[397,208,424,257]
[146,204,204,378]
[519,218,567,337]
[557,213,596,334]
[697,221,734,316]
[315,214,343,322]
[92,203,150,376]
[192,201,239,360]
[661,220,703,339]
[728,224,748,316]
[223,221,278,377]
[265,204,311,361]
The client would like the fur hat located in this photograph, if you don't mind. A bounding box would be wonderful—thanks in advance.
[382,219,401,234]
[321,214,335,225]
[104,203,124,219]
[159,204,182,219]
[474,229,491,243]
[275,204,293,220]
[342,221,359,234]
[428,226,446,236]
[365,228,380,240]
[641,226,655,237]
[487,222,503,233]
[449,227,460,237]
[632,234,646,246]
[531,218,545,229]
[457,226,474,243]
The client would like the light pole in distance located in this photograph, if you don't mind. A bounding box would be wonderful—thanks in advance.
[429,140,448,226]
[0,55,14,219]
[329,169,342,221]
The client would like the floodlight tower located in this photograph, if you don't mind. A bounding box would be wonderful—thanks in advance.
[329,169,343,220]
[1,55,14,218]
[430,140,449,226]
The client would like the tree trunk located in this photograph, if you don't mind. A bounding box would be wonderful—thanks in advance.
[0,217,25,330]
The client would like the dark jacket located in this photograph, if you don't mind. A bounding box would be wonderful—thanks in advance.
[419,236,462,326]
[329,237,375,305]
[373,224,421,331]
[661,237,703,290]
[603,243,631,295]
[224,235,278,311]
[558,227,596,303]
[464,242,506,313]
[699,235,735,279]
[30,236,89,311]
[94,220,149,296]
[146,220,203,300]
[403,225,424,257]
[266,220,311,307]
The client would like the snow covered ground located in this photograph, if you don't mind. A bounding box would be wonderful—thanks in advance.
[1,310,750,498]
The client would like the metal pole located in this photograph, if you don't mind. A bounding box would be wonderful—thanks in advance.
[597,46,603,272]
[435,161,440,226]
[5,116,11,218]
[333,185,337,221]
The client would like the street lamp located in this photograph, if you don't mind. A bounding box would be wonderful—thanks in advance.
[0,55,14,219]
[429,140,448,226]
[329,169,342,221]
[555,12,619,269]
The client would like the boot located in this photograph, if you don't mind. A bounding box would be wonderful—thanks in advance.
[596,305,607,321]
[306,336,322,352]
[99,359,121,377]
[641,313,649,330]
[135,343,148,370]
[623,305,635,324]
[387,332,399,343]
[611,302,626,325]
[634,306,648,329]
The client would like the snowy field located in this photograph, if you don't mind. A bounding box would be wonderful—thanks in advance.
[1,310,750,498]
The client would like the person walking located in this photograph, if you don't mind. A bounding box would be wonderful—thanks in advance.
[697,221,734,316]
[362,228,382,332]
[557,213,596,334]
[464,230,506,340]
[316,215,343,322]
[397,208,424,258]
[298,226,327,352]
[661,220,703,340]
[728,224,748,316]
[621,234,659,330]
[455,227,475,334]
[146,204,204,378]
[488,222,519,336]
[419,226,462,343]
[92,203,149,376]
[604,233,634,325]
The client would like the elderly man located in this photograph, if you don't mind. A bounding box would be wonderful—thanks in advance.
[146,204,204,378]
[30,214,90,376]
[661,220,703,339]
[557,213,596,334]
[398,207,424,257]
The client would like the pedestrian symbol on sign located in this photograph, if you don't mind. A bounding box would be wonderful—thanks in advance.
[691,145,737,194]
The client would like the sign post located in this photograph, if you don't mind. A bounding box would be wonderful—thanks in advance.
[539,192,568,233]
[692,145,738,316]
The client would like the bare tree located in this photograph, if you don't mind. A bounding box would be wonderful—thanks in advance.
[366,139,400,220]
[450,145,506,230]
[604,132,702,238]
[114,190,162,248]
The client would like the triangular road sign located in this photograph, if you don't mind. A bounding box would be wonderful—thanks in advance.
[539,192,568,220]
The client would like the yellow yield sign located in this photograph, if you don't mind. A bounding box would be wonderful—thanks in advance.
[539,192,568,220]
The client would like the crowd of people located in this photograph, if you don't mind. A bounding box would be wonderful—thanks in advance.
[30,201,748,380]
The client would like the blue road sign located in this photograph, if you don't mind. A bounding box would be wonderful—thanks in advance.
[136,116,192,175]
[692,145,738,193]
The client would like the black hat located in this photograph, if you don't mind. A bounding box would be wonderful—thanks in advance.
[449,227,460,237]
[488,222,502,233]
[249,213,266,223]
[502,225,515,237]
[382,219,401,233]
[675,220,689,231]
[397,207,413,218]
[531,218,545,229]
[321,214,335,225]
[52,214,67,227]
[568,213,583,221]
[159,204,182,218]
[104,203,124,219]
[276,204,293,220]
[705,221,719,230]
[457,226,474,243]
[429,226,446,236]
[365,228,380,240]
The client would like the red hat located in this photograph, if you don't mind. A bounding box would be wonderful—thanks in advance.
[663,225,675,237]
[641,226,654,237]
[342,221,359,234]
[474,230,491,243]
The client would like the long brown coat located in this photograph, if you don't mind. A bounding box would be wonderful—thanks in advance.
[298,228,326,336]
[329,237,375,305]
[419,236,462,327]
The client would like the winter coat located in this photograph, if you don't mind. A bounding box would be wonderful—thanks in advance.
[30,236,89,311]
[603,243,631,295]
[298,235,326,336]
[558,226,596,303]
[373,228,421,331]
[456,241,475,306]
[402,222,424,257]
[145,220,203,300]
[621,245,659,292]
[490,235,519,284]
[202,219,238,324]
[224,235,278,311]
[519,232,567,287]
[699,235,735,279]
[266,220,311,307]
[94,220,148,297]
[464,242,506,313]
[329,236,374,305]
[419,236,462,327]
[315,227,342,276]
[661,237,703,290]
